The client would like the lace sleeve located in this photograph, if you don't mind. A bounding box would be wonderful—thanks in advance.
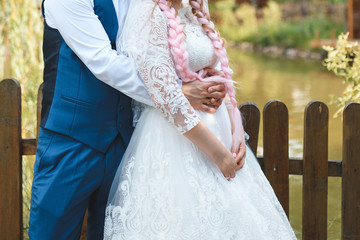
[119,2,200,134]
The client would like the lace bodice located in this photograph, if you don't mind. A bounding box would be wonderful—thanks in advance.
[120,0,218,134]
[179,6,219,72]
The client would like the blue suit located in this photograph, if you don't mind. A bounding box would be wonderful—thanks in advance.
[29,0,134,239]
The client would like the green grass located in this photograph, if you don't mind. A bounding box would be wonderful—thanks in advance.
[210,0,346,49]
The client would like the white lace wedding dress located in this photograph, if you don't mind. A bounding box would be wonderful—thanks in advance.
[104,1,297,239]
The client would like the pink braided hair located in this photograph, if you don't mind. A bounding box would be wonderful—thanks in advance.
[157,0,237,110]
[157,0,245,152]
[157,0,198,82]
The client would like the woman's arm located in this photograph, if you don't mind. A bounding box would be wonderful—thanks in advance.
[225,95,246,170]
[185,122,236,179]
[205,67,246,170]
[123,1,236,178]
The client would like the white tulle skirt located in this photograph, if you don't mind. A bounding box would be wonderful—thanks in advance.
[104,103,297,240]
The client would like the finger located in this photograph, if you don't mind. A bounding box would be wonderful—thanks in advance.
[201,81,218,90]
[236,157,245,170]
[202,97,221,109]
[206,68,225,77]
[199,104,217,113]
[212,97,222,104]
[202,98,213,106]
[235,146,246,170]
[206,91,226,100]
[235,154,246,167]
[230,169,236,178]
[210,98,222,108]
[236,146,246,163]
[208,84,225,93]
[231,137,236,153]
[206,68,223,76]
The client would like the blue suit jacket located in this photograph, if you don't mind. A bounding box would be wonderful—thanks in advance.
[41,0,134,153]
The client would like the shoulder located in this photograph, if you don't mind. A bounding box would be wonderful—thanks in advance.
[44,0,94,13]
[43,0,95,27]
[127,0,168,28]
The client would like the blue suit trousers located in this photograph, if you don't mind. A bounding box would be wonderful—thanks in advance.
[29,127,126,239]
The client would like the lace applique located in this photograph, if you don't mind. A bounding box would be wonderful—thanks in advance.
[178,6,218,72]
[104,1,297,239]
[124,2,200,133]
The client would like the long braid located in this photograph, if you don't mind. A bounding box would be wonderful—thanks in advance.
[189,0,244,150]
[157,0,244,149]
[157,0,237,109]
[189,0,237,109]
[157,0,198,81]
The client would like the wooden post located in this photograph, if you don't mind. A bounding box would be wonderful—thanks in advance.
[342,102,360,240]
[239,102,260,155]
[302,101,328,240]
[0,79,22,239]
[80,211,88,240]
[348,0,360,39]
[263,100,289,217]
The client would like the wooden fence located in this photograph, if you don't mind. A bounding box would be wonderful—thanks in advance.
[1,78,360,239]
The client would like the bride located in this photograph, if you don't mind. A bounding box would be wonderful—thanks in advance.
[104,0,296,239]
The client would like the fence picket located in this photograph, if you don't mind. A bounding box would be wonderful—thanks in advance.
[2,78,360,239]
[0,79,23,240]
[342,102,360,240]
[239,102,260,155]
[302,101,328,240]
[263,100,289,217]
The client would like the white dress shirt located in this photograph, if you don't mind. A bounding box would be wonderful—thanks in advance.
[43,0,155,106]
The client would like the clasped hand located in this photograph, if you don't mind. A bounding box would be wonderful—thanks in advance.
[182,68,226,113]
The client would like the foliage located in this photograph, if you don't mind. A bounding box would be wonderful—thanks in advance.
[210,0,345,49]
[0,0,43,238]
[274,0,346,4]
[323,33,360,116]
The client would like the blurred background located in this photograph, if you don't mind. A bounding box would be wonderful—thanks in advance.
[1,0,359,239]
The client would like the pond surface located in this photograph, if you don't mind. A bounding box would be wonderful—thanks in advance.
[228,48,345,239]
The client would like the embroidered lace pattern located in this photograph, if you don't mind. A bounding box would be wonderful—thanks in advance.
[122,2,201,134]
[104,1,297,239]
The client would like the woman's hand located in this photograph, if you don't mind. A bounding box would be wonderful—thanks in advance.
[184,121,237,181]
[213,150,237,180]
[203,67,225,78]
[225,95,246,171]
[233,139,246,170]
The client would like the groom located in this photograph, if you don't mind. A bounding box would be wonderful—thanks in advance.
[29,0,227,239]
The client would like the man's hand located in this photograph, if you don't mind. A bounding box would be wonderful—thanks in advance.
[182,80,226,113]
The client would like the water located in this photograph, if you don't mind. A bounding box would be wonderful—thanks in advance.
[228,48,345,239]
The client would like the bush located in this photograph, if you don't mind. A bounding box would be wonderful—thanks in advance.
[323,33,360,116]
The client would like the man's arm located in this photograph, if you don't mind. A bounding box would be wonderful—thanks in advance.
[44,0,153,106]
[44,0,225,111]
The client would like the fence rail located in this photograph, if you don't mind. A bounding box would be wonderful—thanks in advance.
[1,78,360,239]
